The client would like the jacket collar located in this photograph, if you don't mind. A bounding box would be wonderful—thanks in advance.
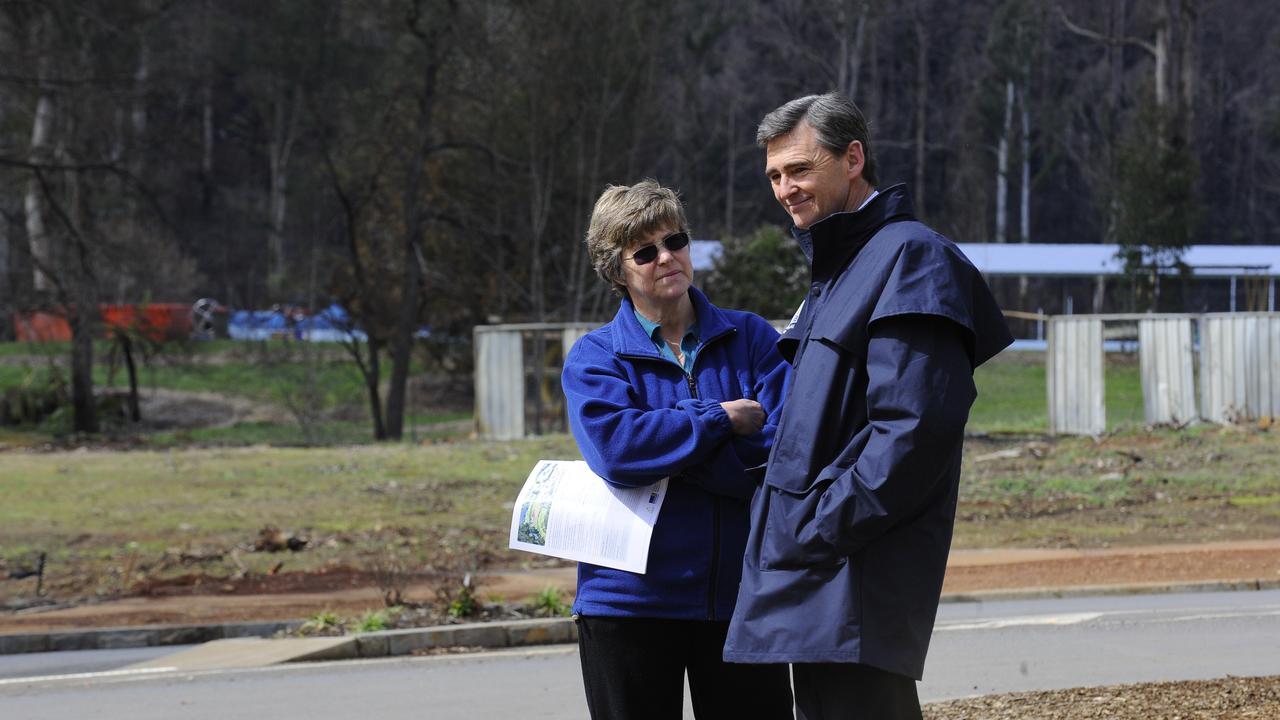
[611,286,735,359]
[792,183,917,282]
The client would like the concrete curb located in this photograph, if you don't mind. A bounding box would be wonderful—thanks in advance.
[118,618,579,670]
[939,578,1280,604]
[351,617,576,659]
[0,620,300,656]
[3,578,1278,659]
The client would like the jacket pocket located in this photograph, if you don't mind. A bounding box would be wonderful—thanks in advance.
[758,481,844,571]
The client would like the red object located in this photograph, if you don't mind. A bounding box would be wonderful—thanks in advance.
[100,304,192,341]
[12,312,71,342]
[12,304,193,342]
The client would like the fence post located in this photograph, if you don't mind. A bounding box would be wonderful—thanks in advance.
[1047,316,1105,434]
[474,327,525,440]
[1138,317,1197,425]
[1200,313,1280,423]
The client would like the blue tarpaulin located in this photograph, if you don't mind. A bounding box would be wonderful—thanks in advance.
[227,304,370,342]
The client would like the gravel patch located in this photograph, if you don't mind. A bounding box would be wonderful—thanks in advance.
[924,675,1280,719]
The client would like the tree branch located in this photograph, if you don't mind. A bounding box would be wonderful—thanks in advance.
[1056,6,1157,56]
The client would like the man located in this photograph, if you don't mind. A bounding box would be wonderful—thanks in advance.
[723,93,1013,719]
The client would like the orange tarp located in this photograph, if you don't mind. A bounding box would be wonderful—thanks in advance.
[12,304,192,342]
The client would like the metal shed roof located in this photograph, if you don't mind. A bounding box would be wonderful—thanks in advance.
[956,243,1280,277]
[691,240,1280,278]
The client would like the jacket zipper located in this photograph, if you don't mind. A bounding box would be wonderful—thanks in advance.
[685,369,722,621]
[622,329,734,621]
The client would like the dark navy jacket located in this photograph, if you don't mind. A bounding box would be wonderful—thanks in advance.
[562,286,791,620]
[723,185,1012,678]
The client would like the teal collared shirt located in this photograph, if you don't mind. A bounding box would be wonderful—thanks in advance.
[633,310,700,374]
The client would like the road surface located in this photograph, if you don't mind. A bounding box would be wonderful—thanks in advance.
[2,590,1277,719]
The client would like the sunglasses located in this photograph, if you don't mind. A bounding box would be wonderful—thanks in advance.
[624,231,691,266]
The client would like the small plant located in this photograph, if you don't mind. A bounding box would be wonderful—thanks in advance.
[300,609,343,634]
[353,607,401,632]
[447,585,477,618]
[369,549,410,607]
[437,571,479,619]
[530,586,569,617]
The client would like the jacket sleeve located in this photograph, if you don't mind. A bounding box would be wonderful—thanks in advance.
[731,315,791,469]
[679,317,792,500]
[563,337,733,488]
[804,313,975,555]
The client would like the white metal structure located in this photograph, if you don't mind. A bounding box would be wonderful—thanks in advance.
[478,312,1280,439]
[1200,313,1280,423]
[1138,317,1197,425]
[474,327,526,440]
[1046,316,1106,434]
[1046,312,1280,434]
[474,322,597,440]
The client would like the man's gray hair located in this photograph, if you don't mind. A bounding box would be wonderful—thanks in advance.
[756,92,878,186]
[585,179,689,297]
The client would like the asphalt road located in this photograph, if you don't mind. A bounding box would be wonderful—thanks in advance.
[2,590,1278,719]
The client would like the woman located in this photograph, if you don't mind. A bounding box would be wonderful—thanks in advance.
[562,180,794,719]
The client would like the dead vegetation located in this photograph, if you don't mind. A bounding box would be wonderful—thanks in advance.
[924,675,1280,719]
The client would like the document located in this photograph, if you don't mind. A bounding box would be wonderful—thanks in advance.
[509,460,668,574]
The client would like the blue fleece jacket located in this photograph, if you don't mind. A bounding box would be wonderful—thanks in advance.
[562,287,791,620]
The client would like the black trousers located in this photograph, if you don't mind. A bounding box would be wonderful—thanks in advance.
[576,615,793,720]
[792,662,922,720]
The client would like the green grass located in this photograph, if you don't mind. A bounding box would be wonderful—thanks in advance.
[0,340,395,405]
[970,355,1047,432]
[0,436,580,574]
[969,351,1146,434]
[954,424,1280,547]
[6,342,1146,441]
[0,339,459,447]
[2,424,1276,601]
[144,411,471,447]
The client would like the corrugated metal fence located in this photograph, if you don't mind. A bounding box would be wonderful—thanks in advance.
[1200,313,1280,423]
[1047,316,1105,434]
[1047,312,1280,434]
[474,323,596,440]
[477,313,1279,439]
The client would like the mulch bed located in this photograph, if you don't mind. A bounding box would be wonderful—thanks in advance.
[924,675,1280,719]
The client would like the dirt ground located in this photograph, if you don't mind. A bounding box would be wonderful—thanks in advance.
[923,675,1280,719]
[2,539,1276,633]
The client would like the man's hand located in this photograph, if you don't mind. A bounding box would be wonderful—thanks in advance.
[720,399,765,436]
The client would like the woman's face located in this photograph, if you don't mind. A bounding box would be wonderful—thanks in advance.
[619,224,693,310]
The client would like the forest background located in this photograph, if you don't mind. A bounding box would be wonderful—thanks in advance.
[0,0,1277,438]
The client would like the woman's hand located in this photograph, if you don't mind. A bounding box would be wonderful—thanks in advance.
[720,399,765,436]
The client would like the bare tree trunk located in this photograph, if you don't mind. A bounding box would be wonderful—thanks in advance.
[385,236,420,441]
[1153,2,1170,112]
[132,40,149,140]
[841,0,868,100]
[724,92,736,239]
[1178,0,1199,141]
[996,80,1013,243]
[913,11,929,214]
[385,39,443,441]
[119,334,141,422]
[267,83,301,295]
[349,337,387,440]
[1019,84,1031,242]
[64,139,99,434]
[25,93,53,291]
[202,81,214,177]
[567,122,587,321]
[69,298,98,433]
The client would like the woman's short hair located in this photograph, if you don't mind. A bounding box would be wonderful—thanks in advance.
[585,179,688,296]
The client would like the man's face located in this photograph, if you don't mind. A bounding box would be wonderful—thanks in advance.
[764,122,864,229]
